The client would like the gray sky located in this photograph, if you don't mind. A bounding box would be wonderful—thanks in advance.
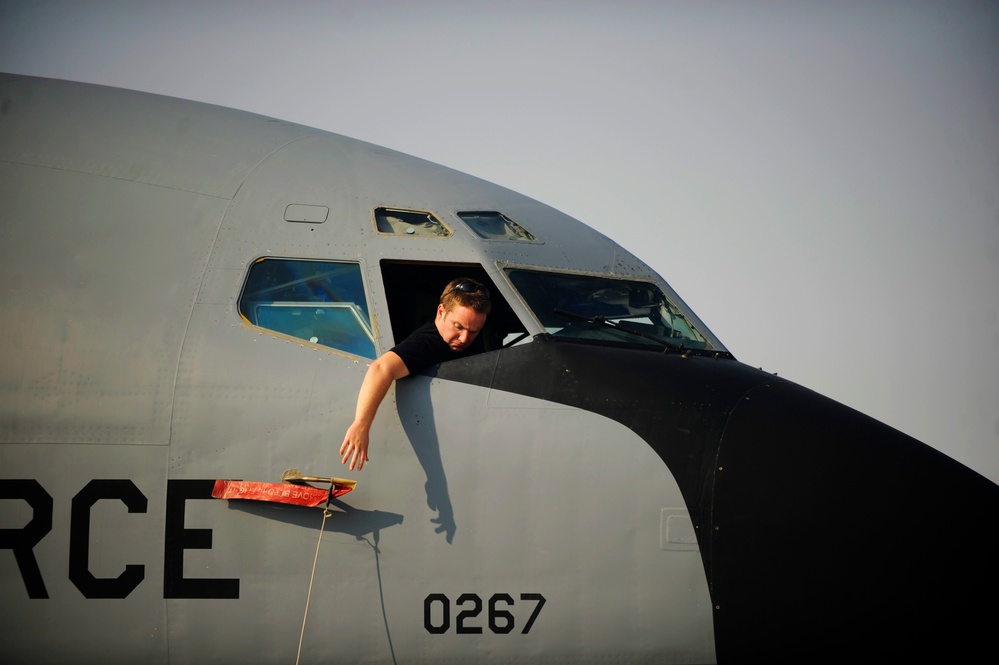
[2,0,997,483]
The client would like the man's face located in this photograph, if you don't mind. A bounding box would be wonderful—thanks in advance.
[435,304,487,352]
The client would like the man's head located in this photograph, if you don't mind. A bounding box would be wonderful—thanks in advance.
[435,278,491,352]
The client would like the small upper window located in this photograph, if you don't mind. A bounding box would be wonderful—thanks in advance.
[374,207,451,237]
[457,211,537,242]
[239,258,376,358]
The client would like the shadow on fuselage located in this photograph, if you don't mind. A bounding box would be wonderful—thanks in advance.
[226,497,404,539]
[396,378,457,543]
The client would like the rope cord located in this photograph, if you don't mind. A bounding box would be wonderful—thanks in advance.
[296,488,334,665]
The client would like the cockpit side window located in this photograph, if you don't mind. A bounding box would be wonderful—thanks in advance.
[238,258,376,358]
[380,261,528,352]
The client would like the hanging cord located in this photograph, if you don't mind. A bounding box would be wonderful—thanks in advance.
[296,485,335,665]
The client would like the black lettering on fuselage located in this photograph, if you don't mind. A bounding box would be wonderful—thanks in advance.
[164,479,239,599]
[2,478,240,599]
[0,479,53,599]
[69,479,147,598]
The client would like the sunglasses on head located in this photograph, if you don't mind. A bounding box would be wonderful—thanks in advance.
[446,281,490,299]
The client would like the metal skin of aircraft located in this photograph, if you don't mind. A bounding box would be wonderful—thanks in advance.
[0,74,996,664]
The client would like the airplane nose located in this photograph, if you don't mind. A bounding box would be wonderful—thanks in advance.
[433,339,998,661]
[708,381,999,662]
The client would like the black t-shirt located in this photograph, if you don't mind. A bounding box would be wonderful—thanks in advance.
[391,321,478,375]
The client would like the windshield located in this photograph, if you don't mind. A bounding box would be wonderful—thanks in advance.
[506,269,719,352]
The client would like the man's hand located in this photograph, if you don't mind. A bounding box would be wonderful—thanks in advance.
[339,421,370,471]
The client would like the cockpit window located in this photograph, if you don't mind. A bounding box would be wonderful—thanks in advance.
[374,207,451,237]
[239,258,376,358]
[457,211,537,242]
[380,260,528,352]
[506,269,717,352]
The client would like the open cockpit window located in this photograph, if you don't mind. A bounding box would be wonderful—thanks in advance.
[457,211,537,242]
[239,258,376,358]
[506,269,721,353]
[380,261,529,353]
[375,207,451,237]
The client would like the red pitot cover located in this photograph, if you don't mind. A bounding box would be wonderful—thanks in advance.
[211,479,354,507]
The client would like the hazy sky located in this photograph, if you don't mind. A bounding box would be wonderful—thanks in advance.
[2,0,997,483]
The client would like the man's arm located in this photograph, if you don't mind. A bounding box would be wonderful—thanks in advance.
[339,350,410,471]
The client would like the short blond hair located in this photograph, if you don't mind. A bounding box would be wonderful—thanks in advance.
[440,277,492,315]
